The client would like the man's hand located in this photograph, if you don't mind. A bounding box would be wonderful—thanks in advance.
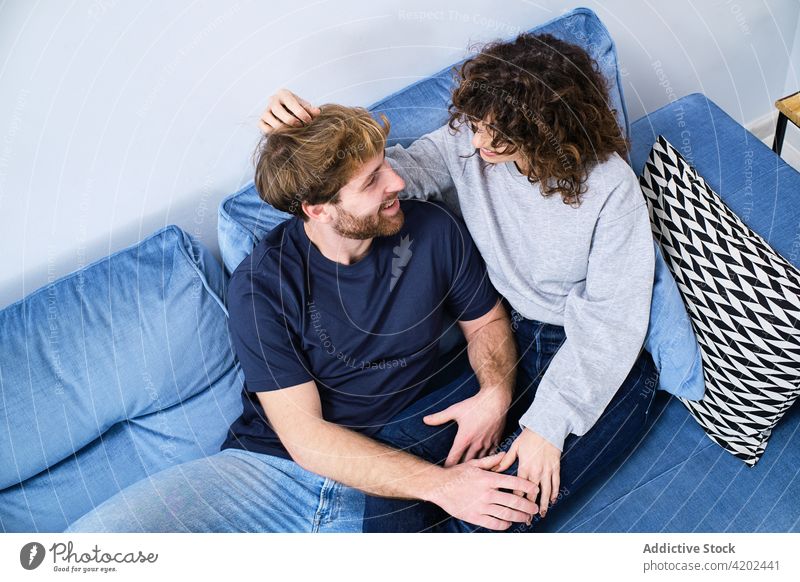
[259,88,320,133]
[440,300,515,467]
[427,453,539,531]
[496,428,561,518]
[423,388,510,467]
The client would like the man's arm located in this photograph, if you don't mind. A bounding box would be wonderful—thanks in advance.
[423,300,517,466]
[257,380,539,531]
[461,299,516,404]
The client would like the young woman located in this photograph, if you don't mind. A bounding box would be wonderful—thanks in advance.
[259,33,658,531]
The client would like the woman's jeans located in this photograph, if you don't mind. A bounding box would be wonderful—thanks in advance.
[363,308,659,532]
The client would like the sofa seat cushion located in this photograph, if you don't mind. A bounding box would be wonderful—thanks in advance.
[539,392,800,532]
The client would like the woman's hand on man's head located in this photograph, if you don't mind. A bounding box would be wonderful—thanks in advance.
[259,88,320,134]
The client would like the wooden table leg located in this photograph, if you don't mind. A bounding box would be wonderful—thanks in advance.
[773,112,788,155]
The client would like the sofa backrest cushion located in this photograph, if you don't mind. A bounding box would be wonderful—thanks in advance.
[0,226,243,531]
[217,6,628,275]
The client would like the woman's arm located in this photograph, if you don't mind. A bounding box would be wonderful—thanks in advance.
[498,171,656,517]
[384,128,458,205]
[518,188,655,451]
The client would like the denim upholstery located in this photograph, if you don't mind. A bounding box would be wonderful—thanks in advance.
[3,9,798,535]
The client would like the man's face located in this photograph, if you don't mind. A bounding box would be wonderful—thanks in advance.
[331,152,406,240]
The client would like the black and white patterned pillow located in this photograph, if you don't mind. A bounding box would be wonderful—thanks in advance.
[639,136,800,466]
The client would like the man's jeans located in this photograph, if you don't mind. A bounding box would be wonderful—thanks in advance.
[63,354,471,533]
[65,448,365,532]
[63,333,495,533]
[363,308,659,532]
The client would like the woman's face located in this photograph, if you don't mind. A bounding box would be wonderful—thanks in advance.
[470,119,526,170]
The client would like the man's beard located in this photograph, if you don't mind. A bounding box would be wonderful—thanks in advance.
[332,203,404,240]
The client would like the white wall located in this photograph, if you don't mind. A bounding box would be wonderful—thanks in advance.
[1,0,799,309]
[781,7,800,154]
[784,5,800,96]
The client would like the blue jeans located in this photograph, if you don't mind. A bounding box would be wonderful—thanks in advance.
[63,351,472,533]
[363,308,659,532]
[64,448,365,532]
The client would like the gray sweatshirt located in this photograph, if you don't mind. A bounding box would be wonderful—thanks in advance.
[387,124,655,451]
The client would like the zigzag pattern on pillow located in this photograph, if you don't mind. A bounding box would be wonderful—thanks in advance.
[639,136,800,466]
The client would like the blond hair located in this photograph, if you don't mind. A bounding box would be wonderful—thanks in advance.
[253,104,391,220]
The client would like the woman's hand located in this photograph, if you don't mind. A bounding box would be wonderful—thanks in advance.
[496,427,561,518]
[423,388,510,467]
[259,88,320,134]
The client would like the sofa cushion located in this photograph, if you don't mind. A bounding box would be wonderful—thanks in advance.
[645,242,704,400]
[0,226,243,532]
[640,136,800,466]
[540,394,800,532]
[370,6,629,149]
[218,183,292,278]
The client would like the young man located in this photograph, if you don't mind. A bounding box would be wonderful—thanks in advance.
[65,104,539,533]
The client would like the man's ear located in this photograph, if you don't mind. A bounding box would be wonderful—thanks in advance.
[301,201,334,224]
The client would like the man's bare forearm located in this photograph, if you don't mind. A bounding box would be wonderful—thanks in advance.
[284,418,447,501]
[261,383,542,529]
[281,415,543,529]
[466,308,517,401]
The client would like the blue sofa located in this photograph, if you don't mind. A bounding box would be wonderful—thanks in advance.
[2,8,798,533]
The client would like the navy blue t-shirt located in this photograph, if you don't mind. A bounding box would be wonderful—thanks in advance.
[220,200,498,459]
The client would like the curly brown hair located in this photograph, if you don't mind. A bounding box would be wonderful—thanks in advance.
[449,33,628,206]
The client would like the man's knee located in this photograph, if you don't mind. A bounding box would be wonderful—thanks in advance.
[65,497,152,533]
